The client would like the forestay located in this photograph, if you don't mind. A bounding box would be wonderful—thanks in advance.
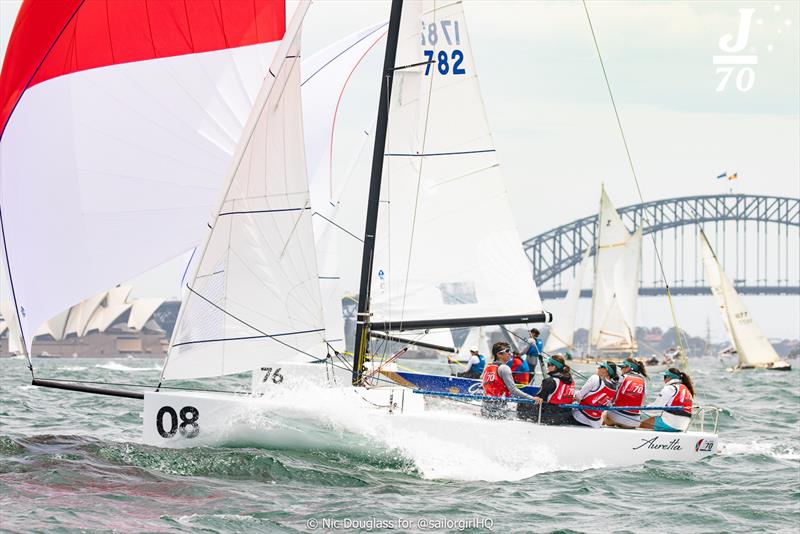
[590,188,641,352]
[370,0,545,327]
[162,3,325,380]
[699,229,780,366]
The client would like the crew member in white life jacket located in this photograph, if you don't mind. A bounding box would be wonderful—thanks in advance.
[604,357,648,428]
[640,368,694,432]
[571,361,618,428]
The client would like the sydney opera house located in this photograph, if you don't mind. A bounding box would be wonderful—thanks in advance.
[0,286,171,357]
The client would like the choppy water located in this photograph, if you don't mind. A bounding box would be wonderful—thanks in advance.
[1,356,798,533]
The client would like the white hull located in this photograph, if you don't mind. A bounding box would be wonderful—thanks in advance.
[142,383,719,478]
[734,360,792,371]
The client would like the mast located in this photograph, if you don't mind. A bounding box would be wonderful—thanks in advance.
[588,185,603,357]
[352,0,404,385]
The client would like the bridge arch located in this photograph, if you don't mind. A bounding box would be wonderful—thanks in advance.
[523,194,799,298]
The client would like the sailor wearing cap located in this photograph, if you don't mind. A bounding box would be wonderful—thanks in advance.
[605,358,647,428]
[570,361,618,428]
[454,347,486,379]
[519,355,576,425]
[640,368,694,432]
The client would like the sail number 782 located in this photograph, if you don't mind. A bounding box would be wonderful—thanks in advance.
[423,50,465,76]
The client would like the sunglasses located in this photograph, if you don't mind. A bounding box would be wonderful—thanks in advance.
[497,349,510,355]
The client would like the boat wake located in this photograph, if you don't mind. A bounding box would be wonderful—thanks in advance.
[720,440,800,461]
[169,385,607,481]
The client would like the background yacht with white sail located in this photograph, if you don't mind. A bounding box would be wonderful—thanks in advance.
[699,229,791,371]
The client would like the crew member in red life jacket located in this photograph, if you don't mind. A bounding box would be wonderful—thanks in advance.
[508,351,531,385]
[519,354,575,425]
[571,361,618,428]
[640,368,694,432]
[604,358,648,428]
[481,341,536,419]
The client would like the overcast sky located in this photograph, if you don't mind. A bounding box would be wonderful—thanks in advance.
[1,1,798,341]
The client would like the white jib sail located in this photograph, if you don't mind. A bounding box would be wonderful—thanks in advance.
[699,229,780,366]
[370,0,544,326]
[544,250,591,353]
[590,188,640,352]
[161,3,326,381]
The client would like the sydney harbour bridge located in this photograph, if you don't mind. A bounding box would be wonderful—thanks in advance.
[154,193,798,335]
[526,194,799,300]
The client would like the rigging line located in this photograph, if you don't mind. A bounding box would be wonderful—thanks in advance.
[301,23,388,86]
[582,0,686,362]
[384,148,495,157]
[312,211,363,242]
[33,377,246,395]
[183,284,325,361]
[218,206,310,216]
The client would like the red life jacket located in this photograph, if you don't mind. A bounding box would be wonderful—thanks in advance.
[668,383,693,416]
[546,376,574,404]
[579,379,616,421]
[509,355,530,384]
[482,363,510,398]
[614,374,645,415]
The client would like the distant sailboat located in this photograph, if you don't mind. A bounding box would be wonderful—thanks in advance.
[699,229,791,371]
[543,249,591,354]
[547,187,642,362]
[590,187,642,356]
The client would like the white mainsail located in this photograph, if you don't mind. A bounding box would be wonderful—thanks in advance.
[161,3,325,380]
[590,188,641,353]
[369,0,544,327]
[699,229,782,367]
[544,250,591,353]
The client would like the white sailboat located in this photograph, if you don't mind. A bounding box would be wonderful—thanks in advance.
[589,187,642,355]
[549,188,643,367]
[142,0,718,469]
[1,0,718,471]
[699,229,790,371]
